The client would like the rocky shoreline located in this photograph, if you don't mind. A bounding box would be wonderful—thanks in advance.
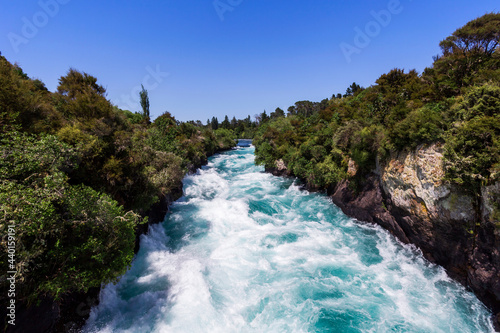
[267,143,500,331]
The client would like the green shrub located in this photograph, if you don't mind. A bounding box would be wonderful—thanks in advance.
[214,128,237,150]
[457,84,500,121]
[389,104,445,150]
[0,133,143,301]
[444,84,500,190]
[315,155,348,187]
[444,116,500,190]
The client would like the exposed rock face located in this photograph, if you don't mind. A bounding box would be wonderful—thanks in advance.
[265,159,292,177]
[473,183,500,320]
[329,175,409,244]
[2,289,100,333]
[327,143,500,329]
[275,159,287,172]
[376,143,475,279]
[379,143,475,223]
[347,158,358,177]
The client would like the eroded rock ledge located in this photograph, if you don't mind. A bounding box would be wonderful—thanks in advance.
[269,143,500,329]
[340,143,499,329]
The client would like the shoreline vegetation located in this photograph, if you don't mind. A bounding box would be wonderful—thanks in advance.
[0,54,258,331]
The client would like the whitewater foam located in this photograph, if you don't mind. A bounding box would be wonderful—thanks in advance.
[84,146,494,333]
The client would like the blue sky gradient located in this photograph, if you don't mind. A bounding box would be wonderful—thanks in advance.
[1,0,498,121]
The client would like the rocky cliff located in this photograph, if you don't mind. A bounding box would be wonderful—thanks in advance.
[327,143,500,329]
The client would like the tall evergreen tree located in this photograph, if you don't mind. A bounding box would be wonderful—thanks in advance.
[139,84,150,120]
[261,110,269,123]
[211,116,219,130]
[221,115,230,129]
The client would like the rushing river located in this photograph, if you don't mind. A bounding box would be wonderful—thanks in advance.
[84,142,494,332]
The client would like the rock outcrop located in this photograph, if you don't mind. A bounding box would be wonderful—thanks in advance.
[328,143,500,329]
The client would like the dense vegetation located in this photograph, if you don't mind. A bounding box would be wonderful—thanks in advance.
[207,114,260,139]
[254,13,500,202]
[0,56,240,305]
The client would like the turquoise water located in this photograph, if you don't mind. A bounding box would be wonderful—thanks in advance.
[84,144,494,332]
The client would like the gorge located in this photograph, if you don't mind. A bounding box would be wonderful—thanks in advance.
[83,143,495,332]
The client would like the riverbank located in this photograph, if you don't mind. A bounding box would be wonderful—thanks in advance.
[3,144,238,333]
[265,148,500,331]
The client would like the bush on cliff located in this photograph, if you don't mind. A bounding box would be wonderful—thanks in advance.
[444,84,500,191]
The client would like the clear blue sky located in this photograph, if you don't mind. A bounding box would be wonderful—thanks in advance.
[1,0,498,122]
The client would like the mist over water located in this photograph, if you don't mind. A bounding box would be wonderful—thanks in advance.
[84,143,494,333]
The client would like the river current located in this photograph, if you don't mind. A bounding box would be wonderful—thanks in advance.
[83,142,494,332]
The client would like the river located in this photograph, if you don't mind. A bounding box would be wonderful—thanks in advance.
[83,142,494,332]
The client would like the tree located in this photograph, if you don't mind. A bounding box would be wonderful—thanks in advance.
[57,68,106,99]
[261,110,269,123]
[319,98,329,111]
[0,133,142,300]
[154,111,177,134]
[271,107,285,119]
[444,84,500,191]
[344,82,363,97]
[287,101,320,117]
[139,84,150,121]
[221,115,230,129]
[375,69,422,107]
[430,13,500,95]
[440,13,500,57]
[56,69,112,119]
[211,116,219,130]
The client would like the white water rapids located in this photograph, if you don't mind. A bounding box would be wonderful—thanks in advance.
[83,144,494,332]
